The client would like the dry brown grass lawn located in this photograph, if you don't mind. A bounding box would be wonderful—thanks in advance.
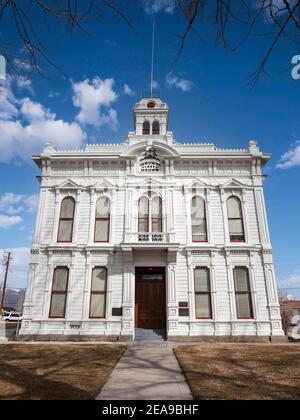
[174,344,300,400]
[0,343,125,400]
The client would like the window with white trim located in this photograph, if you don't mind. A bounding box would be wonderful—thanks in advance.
[227,196,245,242]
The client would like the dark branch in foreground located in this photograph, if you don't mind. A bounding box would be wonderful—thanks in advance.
[0,1,300,85]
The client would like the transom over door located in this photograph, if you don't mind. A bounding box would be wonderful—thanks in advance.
[135,267,166,329]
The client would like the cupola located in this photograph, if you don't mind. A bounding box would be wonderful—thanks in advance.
[133,98,169,137]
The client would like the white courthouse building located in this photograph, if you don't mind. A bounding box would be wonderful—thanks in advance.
[19,97,284,341]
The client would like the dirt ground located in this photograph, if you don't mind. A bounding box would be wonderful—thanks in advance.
[174,344,300,400]
[0,343,126,400]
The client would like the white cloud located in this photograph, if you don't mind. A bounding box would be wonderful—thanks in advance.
[151,80,159,90]
[0,215,23,229]
[0,248,30,288]
[0,89,18,120]
[144,0,175,14]
[166,72,193,92]
[15,76,34,93]
[20,98,53,121]
[72,77,119,129]
[278,273,300,290]
[0,192,38,216]
[0,96,86,162]
[48,91,60,99]
[123,84,135,97]
[0,193,24,208]
[23,194,38,213]
[276,141,300,169]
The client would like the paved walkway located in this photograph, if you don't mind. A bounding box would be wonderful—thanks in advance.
[96,345,193,400]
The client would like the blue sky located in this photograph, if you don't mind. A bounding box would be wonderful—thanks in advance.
[0,1,299,296]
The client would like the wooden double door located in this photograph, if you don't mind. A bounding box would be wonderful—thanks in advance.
[135,267,166,329]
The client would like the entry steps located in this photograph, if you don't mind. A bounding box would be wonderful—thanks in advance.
[134,328,166,342]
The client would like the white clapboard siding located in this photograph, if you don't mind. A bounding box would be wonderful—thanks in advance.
[20,97,284,339]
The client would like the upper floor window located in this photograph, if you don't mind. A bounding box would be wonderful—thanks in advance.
[194,267,212,319]
[152,120,160,135]
[89,267,107,318]
[143,120,150,135]
[227,196,245,242]
[191,196,208,242]
[57,197,75,242]
[94,196,110,242]
[49,267,69,318]
[138,193,162,233]
[233,267,253,319]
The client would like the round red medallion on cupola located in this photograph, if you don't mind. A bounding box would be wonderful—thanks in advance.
[147,101,156,109]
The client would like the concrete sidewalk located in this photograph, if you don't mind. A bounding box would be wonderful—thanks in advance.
[96,345,193,400]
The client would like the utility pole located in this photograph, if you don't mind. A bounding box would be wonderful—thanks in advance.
[0,252,12,315]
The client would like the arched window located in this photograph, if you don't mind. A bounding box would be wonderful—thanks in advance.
[57,197,75,242]
[142,120,150,135]
[138,193,163,241]
[89,267,107,318]
[152,120,160,135]
[227,196,245,242]
[138,196,149,233]
[191,196,208,242]
[151,195,162,232]
[94,196,110,242]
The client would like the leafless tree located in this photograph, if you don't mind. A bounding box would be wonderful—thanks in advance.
[0,1,300,84]
[281,308,292,335]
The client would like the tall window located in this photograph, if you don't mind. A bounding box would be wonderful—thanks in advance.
[142,120,150,135]
[138,193,162,233]
[194,267,212,319]
[234,267,253,319]
[90,267,107,318]
[57,197,75,242]
[49,267,69,318]
[227,196,245,242]
[191,196,208,242]
[152,120,160,135]
[94,196,110,242]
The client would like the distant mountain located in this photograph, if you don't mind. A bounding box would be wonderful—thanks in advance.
[0,287,26,312]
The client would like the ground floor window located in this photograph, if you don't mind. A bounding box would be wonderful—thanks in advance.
[194,267,212,319]
[234,267,253,319]
[49,267,69,318]
[89,267,107,318]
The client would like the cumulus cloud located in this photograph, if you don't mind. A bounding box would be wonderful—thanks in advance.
[123,84,135,97]
[166,72,193,92]
[144,0,175,14]
[277,273,300,290]
[276,141,300,169]
[0,215,23,229]
[72,77,119,130]
[0,192,38,229]
[0,89,18,120]
[0,193,24,209]
[0,95,86,162]
[0,248,31,288]
[14,75,34,93]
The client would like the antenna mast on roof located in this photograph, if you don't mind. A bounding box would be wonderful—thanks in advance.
[150,19,155,98]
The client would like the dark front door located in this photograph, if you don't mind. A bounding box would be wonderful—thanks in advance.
[135,267,166,329]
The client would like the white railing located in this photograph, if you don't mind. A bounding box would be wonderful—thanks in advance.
[124,232,174,243]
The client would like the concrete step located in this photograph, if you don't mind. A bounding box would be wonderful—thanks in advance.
[135,329,166,342]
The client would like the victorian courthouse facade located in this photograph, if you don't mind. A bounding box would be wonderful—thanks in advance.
[20,98,284,341]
